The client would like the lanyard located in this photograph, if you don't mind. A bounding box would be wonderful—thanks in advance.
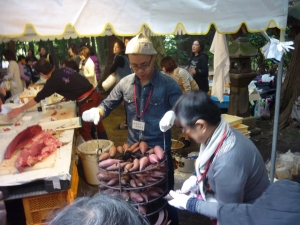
[197,128,228,183]
[134,83,153,119]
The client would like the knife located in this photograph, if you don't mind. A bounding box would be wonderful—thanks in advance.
[45,98,68,106]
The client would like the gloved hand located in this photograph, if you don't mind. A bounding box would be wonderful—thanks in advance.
[82,107,100,125]
[168,190,192,210]
[159,110,175,132]
[179,175,198,194]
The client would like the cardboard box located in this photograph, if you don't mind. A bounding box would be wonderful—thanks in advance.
[249,89,261,101]
[248,81,261,101]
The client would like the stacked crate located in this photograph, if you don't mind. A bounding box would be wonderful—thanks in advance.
[22,163,79,225]
[222,114,251,138]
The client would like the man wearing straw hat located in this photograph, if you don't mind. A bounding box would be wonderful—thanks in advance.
[82,33,181,225]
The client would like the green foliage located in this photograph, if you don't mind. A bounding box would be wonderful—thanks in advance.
[245,32,292,74]
[163,35,189,65]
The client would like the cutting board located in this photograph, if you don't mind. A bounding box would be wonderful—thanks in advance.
[0,113,23,126]
[39,117,81,131]
[0,131,69,176]
[0,149,57,176]
[39,108,75,122]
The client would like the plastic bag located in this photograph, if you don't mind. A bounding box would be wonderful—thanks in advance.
[254,99,270,119]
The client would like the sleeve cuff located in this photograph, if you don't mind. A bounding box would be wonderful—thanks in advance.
[186,198,198,213]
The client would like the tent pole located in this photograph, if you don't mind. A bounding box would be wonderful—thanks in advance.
[269,29,285,183]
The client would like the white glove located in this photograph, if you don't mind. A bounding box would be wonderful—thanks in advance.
[167,190,192,210]
[82,107,100,125]
[159,110,175,132]
[179,175,198,194]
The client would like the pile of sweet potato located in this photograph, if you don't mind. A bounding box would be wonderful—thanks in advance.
[97,141,168,215]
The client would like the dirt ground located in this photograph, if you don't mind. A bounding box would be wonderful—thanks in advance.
[76,103,300,225]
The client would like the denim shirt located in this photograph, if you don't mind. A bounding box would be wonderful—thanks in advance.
[99,69,182,151]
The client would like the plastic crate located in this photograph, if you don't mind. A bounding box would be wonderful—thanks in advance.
[211,95,229,109]
[22,163,78,225]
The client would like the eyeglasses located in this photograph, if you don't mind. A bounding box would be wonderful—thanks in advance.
[182,126,190,133]
[181,124,196,133]
[130,56,153,71]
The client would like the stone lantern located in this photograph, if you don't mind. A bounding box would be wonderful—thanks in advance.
[228,37,258,117]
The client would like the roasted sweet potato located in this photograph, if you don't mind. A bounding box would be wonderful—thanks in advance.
[121,176,129,185]
[139,141,148,154]
[124,163,133,173]
[121,191,130,201]
[102,189,114,195]
[129,191,143,202]
[132,176,143,187]
[147,148,154,155]
[98,152,110,162]
[98,159,123,168]
[149,154,159,164]
[154,145,165,160]
[130,179,137,188]
[126,142,139,153]
[97,172,118,181]
[107,177,119,186]
[147,190,160,199]
[129,158,139,172]
[116,146,124,154]
[138,205,147,215]
[150,170,166,178]
[139,156,150,171]
[123,143,130,152]
[109,145,117,157]
[106,161,130,171]
[131,146,140,153]
[140,191,149,202]
[148,186,164,194]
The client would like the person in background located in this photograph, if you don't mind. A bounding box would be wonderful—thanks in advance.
[165,91,269,225]
[109,39,131,83]
[68,43,81,66]
[0,86,6,112]
[27,49,39,83]
[24,57,34,86]
[2,50,23,95]
[186,39,209,92]
[79,46,98,89]
[82,33,182,225]
[161,55,199,147]
[27,48,37,63]
[8,59,107,142]
[61,59,79,72]
[124,36,133,47]
[49,193,149,225]
[17,55,30,88]
[107,39,131,129]
[168,180,300,225]
[0,191,6,225]
[89,47,100,82]
[38,46,54,66]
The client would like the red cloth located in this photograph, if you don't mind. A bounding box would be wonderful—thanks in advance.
[78,91,105,141]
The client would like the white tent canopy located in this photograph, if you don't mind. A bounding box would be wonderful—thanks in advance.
[0,0,288,42]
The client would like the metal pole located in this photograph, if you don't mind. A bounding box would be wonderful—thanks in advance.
[269,29,285,183]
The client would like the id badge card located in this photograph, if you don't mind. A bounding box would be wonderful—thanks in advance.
[132,120,145,131]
